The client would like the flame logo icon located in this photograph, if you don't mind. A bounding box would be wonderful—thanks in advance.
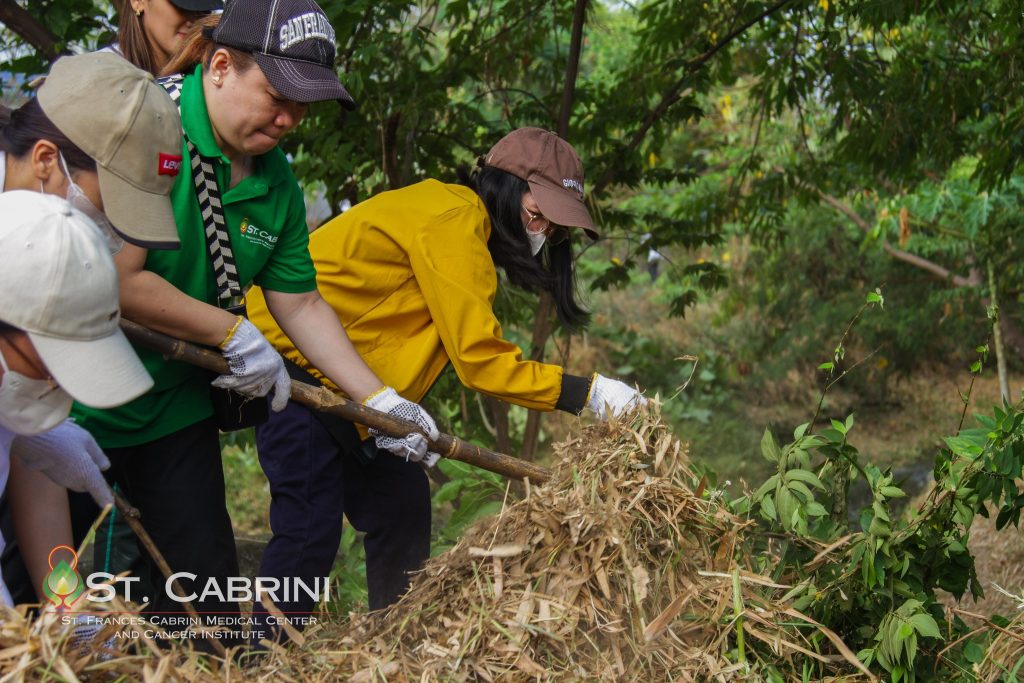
[42,545,83,610]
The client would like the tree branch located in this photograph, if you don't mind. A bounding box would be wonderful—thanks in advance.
[0,0,60,61]
[557,0,588,138]
[593,0,795,196]
[814,186,981,288]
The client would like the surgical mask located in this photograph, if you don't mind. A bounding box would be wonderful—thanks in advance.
[0,347,72,435]
[527,229,546,256]
[58,154,124,255]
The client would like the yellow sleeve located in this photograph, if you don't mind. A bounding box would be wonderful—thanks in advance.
[409,206,564,412]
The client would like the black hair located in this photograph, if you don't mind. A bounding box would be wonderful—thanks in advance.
[0,320,21,335]
[0,100,96,174]
[458,164,590,331]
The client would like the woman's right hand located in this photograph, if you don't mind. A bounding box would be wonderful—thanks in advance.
[211,317,291,411]
[586,374,646,420]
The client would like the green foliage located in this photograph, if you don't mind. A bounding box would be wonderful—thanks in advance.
[732,301,1024,679]
[432,458,507,551]
[723,202,984,386]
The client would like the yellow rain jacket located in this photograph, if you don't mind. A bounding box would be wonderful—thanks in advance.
[247,179,576,418]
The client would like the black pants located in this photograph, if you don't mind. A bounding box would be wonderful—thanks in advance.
[252,400,430,640]
[104,418,240,634]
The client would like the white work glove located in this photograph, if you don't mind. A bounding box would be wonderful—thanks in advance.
[586,373,647,420]
[364,387,441,466]
[11,419,113,507]
[211,318,290,412]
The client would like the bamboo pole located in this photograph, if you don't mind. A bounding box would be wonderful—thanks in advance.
[112,491,229,658]
[119,320,553,484]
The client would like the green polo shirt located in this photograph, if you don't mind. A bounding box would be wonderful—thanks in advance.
[73,65,317,448]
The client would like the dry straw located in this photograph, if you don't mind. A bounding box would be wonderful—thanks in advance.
[1,406,872,681]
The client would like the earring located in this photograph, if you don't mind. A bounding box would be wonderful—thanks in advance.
[134,8,142,16]
[211,76,221,84]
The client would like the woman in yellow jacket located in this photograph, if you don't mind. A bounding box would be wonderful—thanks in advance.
[246,128,644,635]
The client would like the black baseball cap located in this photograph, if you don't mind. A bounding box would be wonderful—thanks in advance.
[210,0,355,108]
[170,0,223,10]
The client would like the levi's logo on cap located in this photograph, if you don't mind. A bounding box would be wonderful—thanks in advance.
[158,153,182,177]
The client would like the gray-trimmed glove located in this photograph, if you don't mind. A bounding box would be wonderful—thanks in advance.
[12,419,113,507]
[212,317,290,412]
[364,387,441,466]
[586,374,647,420]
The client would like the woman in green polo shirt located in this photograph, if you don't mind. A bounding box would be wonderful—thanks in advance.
[72,0,438,637]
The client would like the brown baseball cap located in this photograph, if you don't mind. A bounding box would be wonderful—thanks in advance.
[38,52,183,250]
[485,127,598,240]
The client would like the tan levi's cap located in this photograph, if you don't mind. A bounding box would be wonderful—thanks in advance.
[0,192,152,408]
[38,52,183,250]
[485,127,598,240]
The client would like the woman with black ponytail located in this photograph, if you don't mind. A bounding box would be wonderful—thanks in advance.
[245,127,646,641]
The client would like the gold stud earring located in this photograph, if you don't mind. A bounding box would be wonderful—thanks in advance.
[135,8,142,16]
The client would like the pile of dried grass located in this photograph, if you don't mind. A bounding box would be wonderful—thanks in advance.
[973,589,1024,681]
[2,408,871,681]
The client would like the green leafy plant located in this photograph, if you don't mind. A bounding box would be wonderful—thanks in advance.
[733,290,1024,680]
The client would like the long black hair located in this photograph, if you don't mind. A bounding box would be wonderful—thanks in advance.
[0,100,96,173]
[459,164,590,331]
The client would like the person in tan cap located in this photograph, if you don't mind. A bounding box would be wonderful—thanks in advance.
[244,127,646,643]
[0,191,152,606]
[1,52,183,251]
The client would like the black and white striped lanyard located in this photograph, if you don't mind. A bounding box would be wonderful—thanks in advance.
[159,75,243,306]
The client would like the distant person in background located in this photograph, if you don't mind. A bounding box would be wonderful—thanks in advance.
[0,190,154,606]
[642,233,663,282]
[104,0,222,75]
[0,52,182,603]
[246,128,647,639]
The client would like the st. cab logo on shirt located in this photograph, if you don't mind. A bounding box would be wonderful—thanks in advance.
[239,217,278,250]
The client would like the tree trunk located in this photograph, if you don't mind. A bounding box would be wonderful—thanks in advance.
[486,396,512,455]
[520,293,556,462]
[0,0,60,61]
[519,0,588,462]
[988,261,1011,403]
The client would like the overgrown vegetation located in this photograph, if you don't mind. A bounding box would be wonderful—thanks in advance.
[7,0,1024,677]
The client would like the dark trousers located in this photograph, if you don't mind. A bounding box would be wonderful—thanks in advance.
[104,418,240,631]
[253,400,430,639]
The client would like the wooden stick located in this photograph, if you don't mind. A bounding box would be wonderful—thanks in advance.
[120,320,553,484]
[112,490,229,658]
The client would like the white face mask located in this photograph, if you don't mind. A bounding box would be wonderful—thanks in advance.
[527,229,546,256]
[58,154,124,255]
[0,346,73,435]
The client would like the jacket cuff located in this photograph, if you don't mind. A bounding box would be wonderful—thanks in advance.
[556,373,592,415]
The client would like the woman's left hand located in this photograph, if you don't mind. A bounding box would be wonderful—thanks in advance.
[364,387,441,465]
[586,374,647,420]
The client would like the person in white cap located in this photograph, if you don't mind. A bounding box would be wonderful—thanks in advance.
[0,191,152,606]
[0,51,182,604]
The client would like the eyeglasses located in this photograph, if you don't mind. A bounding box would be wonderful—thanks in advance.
[522,205,570,246]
